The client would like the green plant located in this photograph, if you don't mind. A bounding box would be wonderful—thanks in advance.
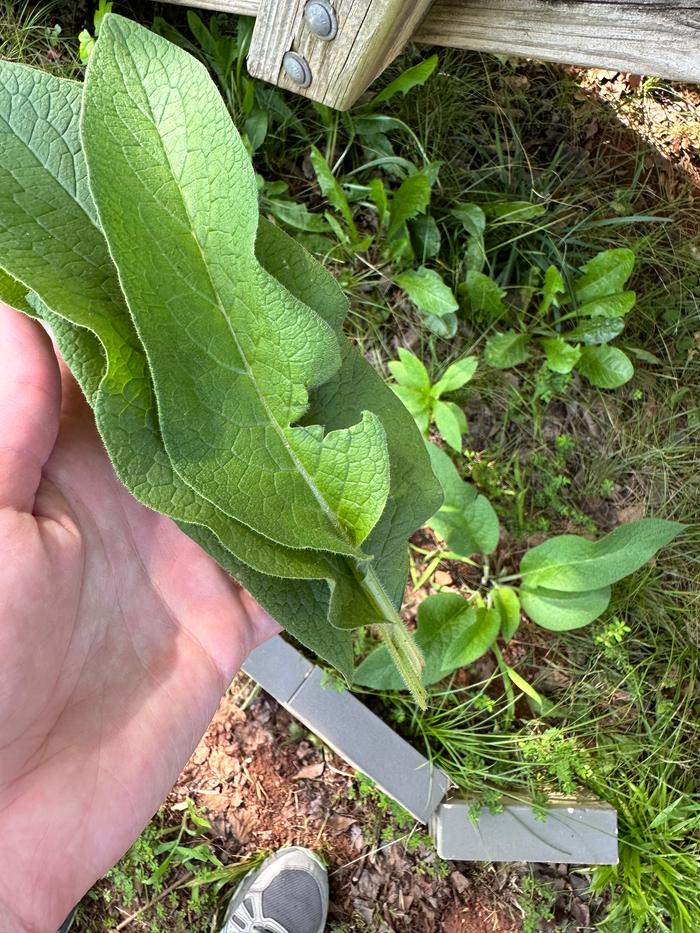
[517,874,557,933]
[79,802,265,929]
[0,0,78,78]
[77,0,111,62]
[356,454,683,689]
[482,248,640,389]
[251,53,440,263]
[0,15,442,704]
[388,348,477,449]
[349,772,444,865]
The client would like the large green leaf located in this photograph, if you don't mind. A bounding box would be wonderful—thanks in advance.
[0,41,439,685]
[426,443,499,557]
[83,15,388,557]
[520,586,611,632]
[0,62,334,586]
[520,519,684,592]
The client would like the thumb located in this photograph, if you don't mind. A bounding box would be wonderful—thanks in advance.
[0,303,61,513]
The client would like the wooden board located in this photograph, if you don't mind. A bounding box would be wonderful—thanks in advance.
[415,0,700,84]
[246,0,435,109]
[154,0,700,95]
[159,0,258,14]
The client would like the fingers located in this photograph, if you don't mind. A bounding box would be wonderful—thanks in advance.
[0,304,61,512]
[238,589,283,647]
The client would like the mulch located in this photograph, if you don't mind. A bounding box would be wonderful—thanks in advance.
[157,681,605,932]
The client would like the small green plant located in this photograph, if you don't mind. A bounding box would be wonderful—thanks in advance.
[388,348,477,449]
[349,773,445,867]
[355,435,683,691]
[80,801,262,930]
[78,0,112,62]
[482,248,640,389]
[517,874,557,933]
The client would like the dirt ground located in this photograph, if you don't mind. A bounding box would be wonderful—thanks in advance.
[574,69,700,192]
[155,681,606,932]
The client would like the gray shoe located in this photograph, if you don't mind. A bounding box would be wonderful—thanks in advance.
[221,846,329,933]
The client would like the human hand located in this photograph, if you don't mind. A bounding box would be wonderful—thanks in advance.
[0,305,280,933]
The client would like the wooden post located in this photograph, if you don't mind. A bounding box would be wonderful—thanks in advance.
[155,0,700,100]
[246,0,436,109]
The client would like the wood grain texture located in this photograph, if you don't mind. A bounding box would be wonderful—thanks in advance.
[246,0,435,109]
[415,0,700,83]
[160,0,258,15]
[153,0,700,93]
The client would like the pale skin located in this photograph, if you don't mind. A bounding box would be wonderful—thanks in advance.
[0,304,280,933]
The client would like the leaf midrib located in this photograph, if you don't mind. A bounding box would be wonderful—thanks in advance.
[113,39,357,552]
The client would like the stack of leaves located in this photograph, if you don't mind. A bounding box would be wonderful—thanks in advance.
[0,15,442,703]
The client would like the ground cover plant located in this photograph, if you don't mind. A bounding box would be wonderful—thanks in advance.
[1,2,698,931]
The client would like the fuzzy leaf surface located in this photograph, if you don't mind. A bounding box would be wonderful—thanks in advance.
[0,58,423,679]
[354,592,478,690]
[83,15,389,555]
[520,519,684,592]
[0,61,336,586]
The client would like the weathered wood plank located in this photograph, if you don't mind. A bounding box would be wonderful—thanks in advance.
[414,0,700,83]
[160,0,258,15]
[246,0,436,109]
[153,0,700,92]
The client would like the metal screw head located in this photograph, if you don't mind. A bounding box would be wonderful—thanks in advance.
[282,51,312,87]
[304,0,338,40]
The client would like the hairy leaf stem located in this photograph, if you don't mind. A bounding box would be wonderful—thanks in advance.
[357,563,427,709]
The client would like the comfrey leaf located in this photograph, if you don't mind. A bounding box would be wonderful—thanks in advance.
[0,22,441,694]
[520,519,684,592]
[83,15,388,556]
[0,61,336,585]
